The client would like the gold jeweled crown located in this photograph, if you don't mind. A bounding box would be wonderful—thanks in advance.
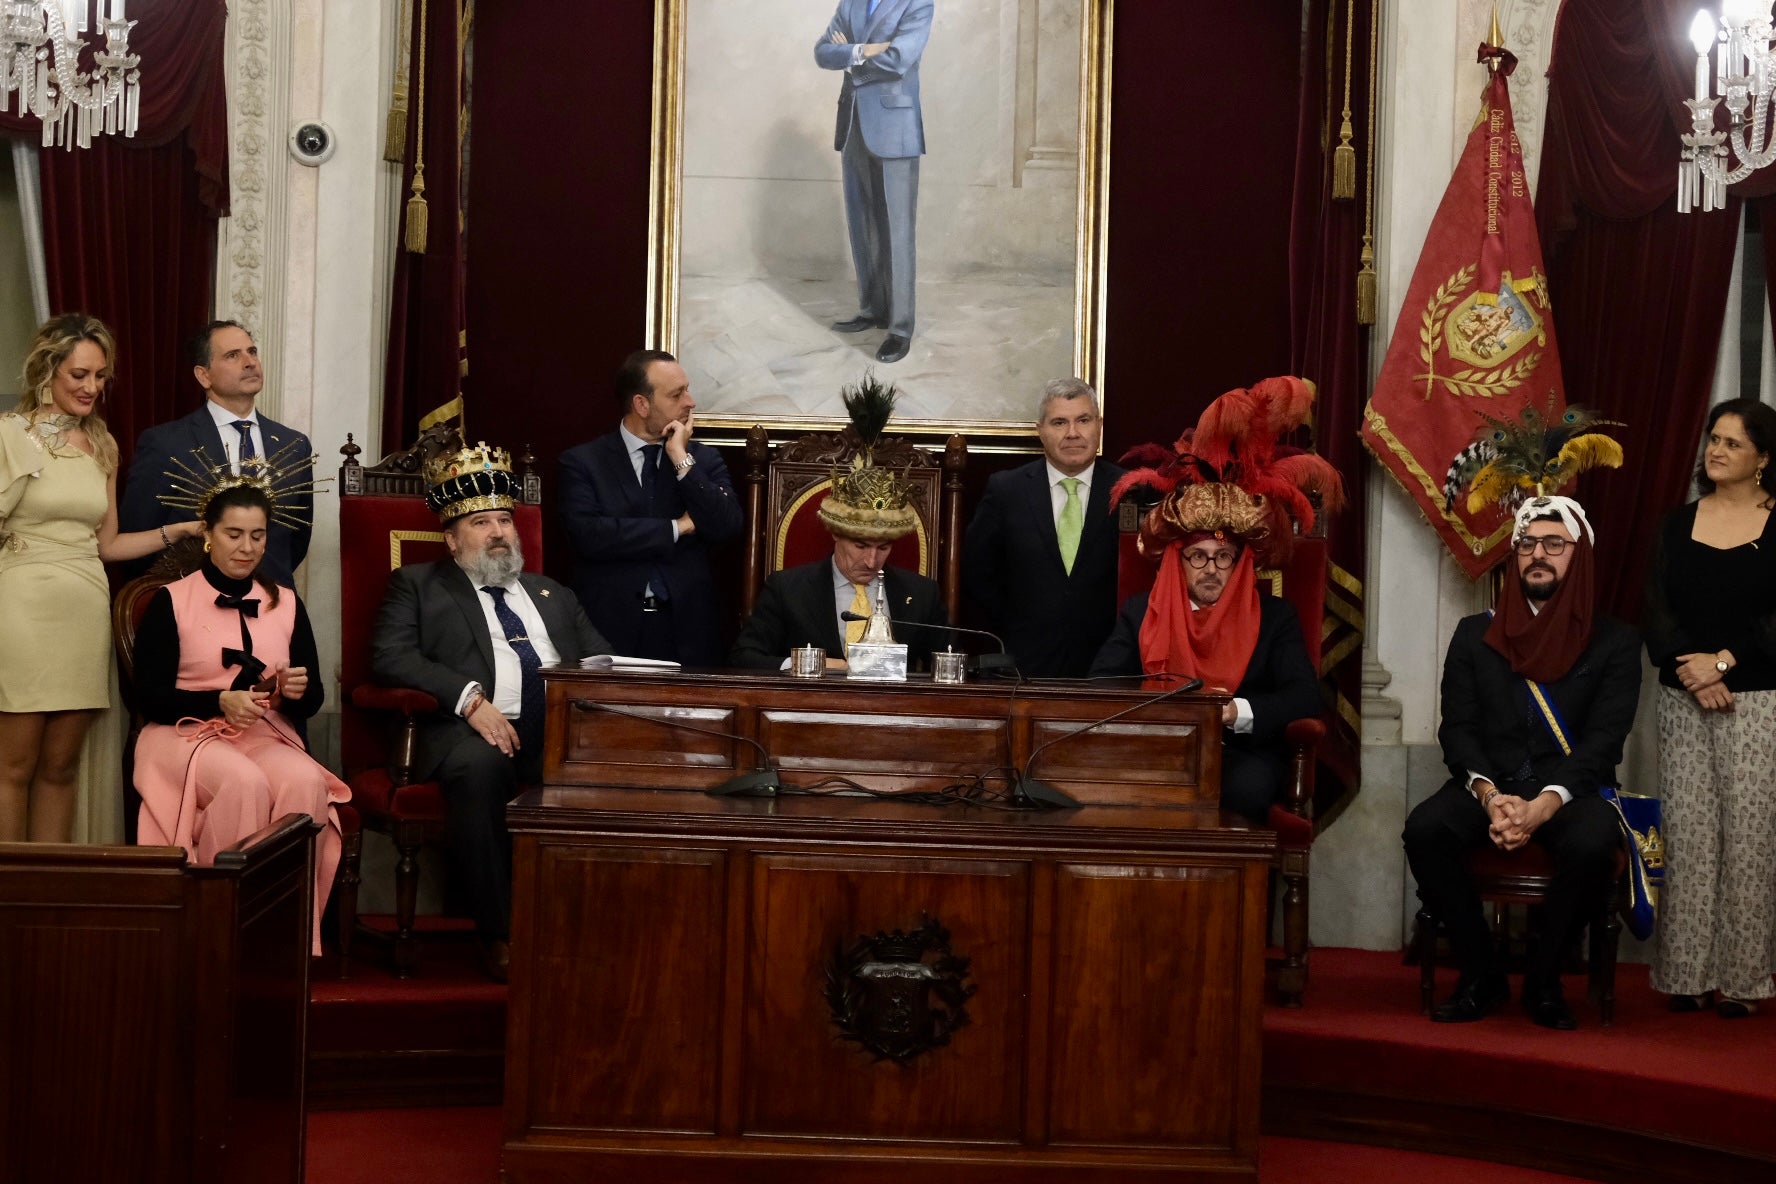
[423,440,517,522]
[815,371,919,542]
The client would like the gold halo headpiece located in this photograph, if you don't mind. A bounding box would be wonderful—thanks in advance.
[157,440,324,530]
[423,440,517,523]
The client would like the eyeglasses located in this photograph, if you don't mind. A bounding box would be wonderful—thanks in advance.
[1182,550,1237,570]
[1512,535,1569,556]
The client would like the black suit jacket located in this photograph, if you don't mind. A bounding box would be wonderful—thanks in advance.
[1437,611,1641,799]
[1089,590,1321,749]
[557,431,742,666]
[730,559,950,670]
[963,458,1124,678]
[370,559,611,780]
[119,404,314,584]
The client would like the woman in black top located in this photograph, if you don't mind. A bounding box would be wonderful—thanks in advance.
[1644,398,1776,1018]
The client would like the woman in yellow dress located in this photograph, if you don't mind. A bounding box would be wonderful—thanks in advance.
[0,314,204,842]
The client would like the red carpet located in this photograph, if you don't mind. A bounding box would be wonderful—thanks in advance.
[303,1111,1598,1183]
[1266,948,1776,1160]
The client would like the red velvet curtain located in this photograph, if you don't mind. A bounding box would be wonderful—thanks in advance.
[1288,0,1373,811]
[383,0,469,455]
[1537,0,1746,623]
[0,0,227,472]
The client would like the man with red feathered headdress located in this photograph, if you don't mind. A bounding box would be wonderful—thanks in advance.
[1405,404,1639,1031]
[1090,377,1343,824]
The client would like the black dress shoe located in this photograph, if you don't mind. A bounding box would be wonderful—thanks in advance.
[831,315,882,333]
[875,334,911,363]
[1522,984,1577,1030]
[1431,973,1509,1023]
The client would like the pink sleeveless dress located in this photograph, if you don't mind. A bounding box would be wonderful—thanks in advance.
[133,570,350,954]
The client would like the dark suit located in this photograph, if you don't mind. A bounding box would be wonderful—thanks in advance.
[119,404,314,584]
[1090,590,1321,821]
[371,558,610,937]
[815,0,933,339]
[557,431,742,667]
[731,559,949,671]
[962,458,1124,678]
[1403,612,1639,987]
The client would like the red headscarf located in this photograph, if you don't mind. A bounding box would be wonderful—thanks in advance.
[1138,541,1262,692]
[1483,532,1595,683]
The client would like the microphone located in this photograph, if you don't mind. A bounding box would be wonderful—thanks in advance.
[838,611,1017,673]
[570,699,781,797]
[1012,674,1206,809]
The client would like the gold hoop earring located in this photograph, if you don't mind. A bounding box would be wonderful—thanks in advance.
[202,538,211,554]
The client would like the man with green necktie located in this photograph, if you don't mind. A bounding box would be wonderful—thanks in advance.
[962,378,1125,678]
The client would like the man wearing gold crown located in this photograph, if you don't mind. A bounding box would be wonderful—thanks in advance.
[372,442,610,980]
[1405,494,1640,1030]
[1089,378,1339,824]
[730,448,949,671]
[558,350,742,667]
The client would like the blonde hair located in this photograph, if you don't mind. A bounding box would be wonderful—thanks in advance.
[17,312,121,475]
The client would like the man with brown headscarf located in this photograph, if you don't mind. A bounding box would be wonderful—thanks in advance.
[1404,495,1639,1030]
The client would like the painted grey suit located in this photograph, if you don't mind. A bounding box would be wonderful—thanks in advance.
[815,0,933,340]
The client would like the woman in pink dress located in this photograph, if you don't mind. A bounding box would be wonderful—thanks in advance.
[132,481,348,952]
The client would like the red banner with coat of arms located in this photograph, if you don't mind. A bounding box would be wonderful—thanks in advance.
[1361,45,1566,580]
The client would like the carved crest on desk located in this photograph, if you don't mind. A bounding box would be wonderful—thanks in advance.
[825,918,974,1063]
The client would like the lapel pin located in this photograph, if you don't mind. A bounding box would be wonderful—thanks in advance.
[539,588,551,597]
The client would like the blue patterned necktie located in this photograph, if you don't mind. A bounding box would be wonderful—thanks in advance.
[638,442,673,603]
[481,585,543,745]
[232,420,256,465]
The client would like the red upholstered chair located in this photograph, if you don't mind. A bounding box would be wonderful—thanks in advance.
[1116,501,1326,1007]
[737,424,967,624]
[113,540,363,976]
[336,432,545,976]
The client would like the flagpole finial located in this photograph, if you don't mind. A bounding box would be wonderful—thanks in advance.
[1489,5,1503,52]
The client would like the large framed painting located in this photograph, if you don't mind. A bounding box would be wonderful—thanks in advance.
[647,0,1113,443]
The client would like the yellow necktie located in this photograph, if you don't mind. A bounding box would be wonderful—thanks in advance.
[844,581,871,652]
[1057,476,1083,574]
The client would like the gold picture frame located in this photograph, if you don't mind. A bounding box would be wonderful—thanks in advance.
[646,0,1114,448]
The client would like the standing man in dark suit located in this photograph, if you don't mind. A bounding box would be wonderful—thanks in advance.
[557,350,742,666]
[373,444,611,981]
[1404,497,1637,1030]
[119,320,313,584]
[964,378,1123,678]
[815,0,934,365]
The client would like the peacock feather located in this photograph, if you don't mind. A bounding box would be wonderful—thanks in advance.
[1446,397,1623,516]
[840,370,898,460]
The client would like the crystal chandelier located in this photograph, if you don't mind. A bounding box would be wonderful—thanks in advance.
[0,1,140,149]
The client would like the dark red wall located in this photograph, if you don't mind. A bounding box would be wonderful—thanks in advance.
[467,2,1302,603]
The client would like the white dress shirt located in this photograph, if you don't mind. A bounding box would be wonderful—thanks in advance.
[453,577,562,719]
[205,399,264,474]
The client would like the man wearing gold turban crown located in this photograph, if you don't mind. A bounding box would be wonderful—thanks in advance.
[372,440,610,981]
[731,378,949,671]
[1089,377,1341,824]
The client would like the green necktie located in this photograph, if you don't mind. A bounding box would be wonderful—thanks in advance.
[1057,477,1083,574]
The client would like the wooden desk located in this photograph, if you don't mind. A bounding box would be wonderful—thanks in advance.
[503,670,1273,1183]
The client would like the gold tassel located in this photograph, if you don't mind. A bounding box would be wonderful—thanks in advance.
[1356,235,1377,325]
[1332,0,1357,201]
[405,167,429,254]
[384,91,408,164]
[1332,122,1356,200]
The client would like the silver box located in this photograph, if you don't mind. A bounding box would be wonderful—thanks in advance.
[845,642,908,682]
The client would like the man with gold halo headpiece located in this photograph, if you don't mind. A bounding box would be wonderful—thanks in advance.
[1405,403,1639,1031]
[1089,376,1342,824]
[371,433,610,981]
[731,375,949,671]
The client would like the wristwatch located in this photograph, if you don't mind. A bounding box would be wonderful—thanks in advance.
[674,455,695,475]
[1716,654,1730,675]
[462,683,486,717]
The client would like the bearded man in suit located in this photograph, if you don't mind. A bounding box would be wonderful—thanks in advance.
[964,378,1124,678]
[372,446,611,980]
